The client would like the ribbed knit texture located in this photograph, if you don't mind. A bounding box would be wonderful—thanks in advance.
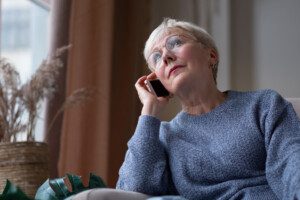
[117,90,300,200]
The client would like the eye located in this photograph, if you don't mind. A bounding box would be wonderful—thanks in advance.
[150,51,162,64]
[166,36,184,50]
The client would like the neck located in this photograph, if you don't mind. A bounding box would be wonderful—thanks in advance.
[178,85,227,115]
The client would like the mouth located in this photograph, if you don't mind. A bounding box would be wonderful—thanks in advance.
[168,65,185,78]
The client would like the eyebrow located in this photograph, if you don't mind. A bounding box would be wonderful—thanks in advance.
[150,34,181,54]
[151,37,169,53]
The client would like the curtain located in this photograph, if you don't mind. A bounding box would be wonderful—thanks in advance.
[55,0,151,187]
[45,0,71,178]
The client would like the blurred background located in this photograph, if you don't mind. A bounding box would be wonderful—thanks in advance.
[0,0,299,187]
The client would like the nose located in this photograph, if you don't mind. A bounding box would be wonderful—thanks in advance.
[162,48,176,66]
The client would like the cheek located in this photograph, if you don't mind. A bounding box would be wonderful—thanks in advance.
[155,68,170,88]
[155,67,165,79]
[180,45,209,64]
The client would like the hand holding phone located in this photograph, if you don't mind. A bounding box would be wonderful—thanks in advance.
[145,79,170,97]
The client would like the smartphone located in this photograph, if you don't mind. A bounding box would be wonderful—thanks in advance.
[145,79,170,97]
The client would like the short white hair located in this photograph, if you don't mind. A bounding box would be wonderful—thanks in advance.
[143,18,219,83]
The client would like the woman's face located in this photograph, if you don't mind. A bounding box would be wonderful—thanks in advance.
[147,28,217,94]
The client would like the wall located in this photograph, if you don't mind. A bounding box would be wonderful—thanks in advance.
[231,0,300,97]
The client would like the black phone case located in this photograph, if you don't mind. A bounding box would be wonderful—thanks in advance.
[147,79,169,97]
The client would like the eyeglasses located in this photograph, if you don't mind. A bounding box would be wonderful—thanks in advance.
[147,34,198,70]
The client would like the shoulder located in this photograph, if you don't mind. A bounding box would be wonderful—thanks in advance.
[236,90,293,123]
[226,89,291,119]
[254,89,289,108]
[256,89,285,101]
[229,89,287,106]
[229,89,280,99]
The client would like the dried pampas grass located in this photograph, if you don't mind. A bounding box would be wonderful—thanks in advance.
[46,87,96,138]
[0,60,25,142]
[0,45,94,142]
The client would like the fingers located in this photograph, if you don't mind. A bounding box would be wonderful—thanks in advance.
[147,72,157,80]
[135,75,151,94]
[135,73,157,88]
[135,74,171,116]
[157,94,173,101]
[136,75,147,87]
[135,73,156,91]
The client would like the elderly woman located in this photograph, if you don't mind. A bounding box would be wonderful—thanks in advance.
[116,18,300,200]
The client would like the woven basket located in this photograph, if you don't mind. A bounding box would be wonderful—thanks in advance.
[0,142,49,197]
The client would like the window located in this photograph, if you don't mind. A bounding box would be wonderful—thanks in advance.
[0,0,51,141]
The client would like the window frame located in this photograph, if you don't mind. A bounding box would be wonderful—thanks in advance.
[28,0,50,11]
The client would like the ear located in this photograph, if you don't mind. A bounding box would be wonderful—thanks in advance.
[209,48,218,66]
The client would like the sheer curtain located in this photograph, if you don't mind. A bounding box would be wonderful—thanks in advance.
[46,0,151,186]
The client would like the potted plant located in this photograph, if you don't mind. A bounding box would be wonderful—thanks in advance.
[0,46,94,198]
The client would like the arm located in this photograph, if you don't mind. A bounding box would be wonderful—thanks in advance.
[116,115,175,195]
[116,74,176,195]
[263,91,300,200]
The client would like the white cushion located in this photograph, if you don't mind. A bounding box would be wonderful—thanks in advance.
[71,188,150,200]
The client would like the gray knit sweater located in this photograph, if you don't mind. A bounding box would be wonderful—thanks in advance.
[117,90,300,200]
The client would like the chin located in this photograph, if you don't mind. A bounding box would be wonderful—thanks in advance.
[169,73,188,92]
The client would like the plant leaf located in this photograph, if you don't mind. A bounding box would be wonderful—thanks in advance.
[49,177,70,198]
[66,174,85,193]
[88,173,107,189]
[35,179,59,200]
[0,180,32,200]
[35,173,107,200]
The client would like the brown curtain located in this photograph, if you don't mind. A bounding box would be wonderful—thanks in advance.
[55,0,151,187]
[45,0,71,178]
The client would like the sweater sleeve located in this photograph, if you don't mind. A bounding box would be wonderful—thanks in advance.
[116,115,176,195]
[263,91,300,200]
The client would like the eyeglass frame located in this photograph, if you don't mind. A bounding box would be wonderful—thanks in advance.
[146,34,203,70]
